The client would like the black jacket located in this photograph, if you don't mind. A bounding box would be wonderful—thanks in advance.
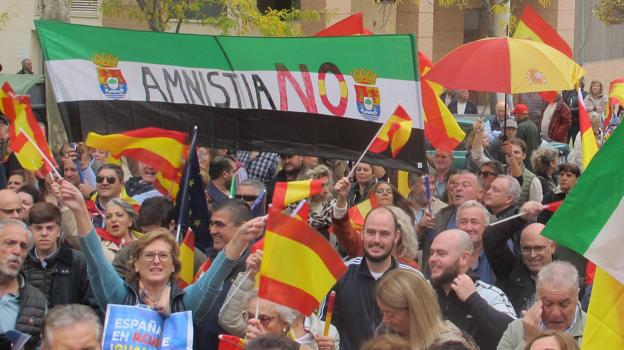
[22,245,98,311]
[326,257,415,350]
[483,215,535,315]
[448,100,478,114]
[435,277,514,350]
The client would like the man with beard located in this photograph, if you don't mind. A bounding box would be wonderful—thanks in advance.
[429,229,516,350]
[0,219,47,349]
[266,154,304,201]
[327,207,418,350]
[207,156,238,207]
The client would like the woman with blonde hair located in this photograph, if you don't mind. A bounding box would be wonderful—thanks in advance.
[525,330,579,350]
[375,269,466,350]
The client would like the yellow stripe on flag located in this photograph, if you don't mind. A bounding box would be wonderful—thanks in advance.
[397,170,410,197]
[513,21,545,44]
[86,133,185,169]
[261,231,338,301]
[582,267,624,349]
[179,238,195,286]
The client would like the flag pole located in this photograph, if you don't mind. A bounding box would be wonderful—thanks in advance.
[17,127,62,179]
[175,126,198,243]
[346,120,387,179]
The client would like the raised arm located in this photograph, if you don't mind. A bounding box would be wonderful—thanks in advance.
[60,180,127,306]
[186,216,265,321]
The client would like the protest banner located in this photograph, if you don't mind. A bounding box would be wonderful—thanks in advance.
[102,305,192,350]
[36,20,426,171]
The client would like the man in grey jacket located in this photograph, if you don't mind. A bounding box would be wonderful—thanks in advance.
[497,261,586,350]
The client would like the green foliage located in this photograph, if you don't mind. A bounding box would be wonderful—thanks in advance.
[0,12,8,30]
[101,0,322,35]
[595,0,624,26]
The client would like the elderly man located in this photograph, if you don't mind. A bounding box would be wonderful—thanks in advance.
[0,219,47,348]
[430,229,516,350]
[423,170,483,275]
[41,304,102,350]
[457,200,495,284]
[329,206,418,350]
[235,179,266,211]
[484,201,556,314]
[431,149,453,202]
[17,59,33,74]
[498,261,585,350]
[0,189,24,221]
[448,89,478,115]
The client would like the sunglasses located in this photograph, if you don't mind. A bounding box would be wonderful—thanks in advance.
[96,175,117,184]
[235,194,259,202]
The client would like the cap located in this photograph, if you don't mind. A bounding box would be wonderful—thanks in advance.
[512,104,528,115]
[504,118,518,129]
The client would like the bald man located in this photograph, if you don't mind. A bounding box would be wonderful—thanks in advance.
[430,229,516,350]
[0,189,25,220]
[483,201,556,315]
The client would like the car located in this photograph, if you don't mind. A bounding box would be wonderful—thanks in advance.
[426,114,569,169]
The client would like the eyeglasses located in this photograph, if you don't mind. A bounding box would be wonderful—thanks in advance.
[0,207,23,215]
[479,171,497,178]
[243,312,277,326]
[96,175,117,184]
[520,245,548,254]
[140,251,172,262]
[375,188,393,194]
[235,194,258,202]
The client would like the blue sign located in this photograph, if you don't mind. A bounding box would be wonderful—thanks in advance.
[102,304,192,350]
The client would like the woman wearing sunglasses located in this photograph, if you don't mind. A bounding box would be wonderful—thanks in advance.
[219,251,340,350]
[58,179,264,321]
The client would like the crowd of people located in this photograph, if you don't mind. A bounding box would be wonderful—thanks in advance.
[0,80,621,350]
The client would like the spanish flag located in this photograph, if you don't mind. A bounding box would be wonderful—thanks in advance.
[513,4,572,58]
[178,229,195,288]
[578,88,599,168]
[85,127,187,180]
[419,51,465,152]
[606,78,624,128]
[271,179,325,209]
[0,83,57,175]
[259,209,347,315]
[369,105,413,157]
[348,195,378,231]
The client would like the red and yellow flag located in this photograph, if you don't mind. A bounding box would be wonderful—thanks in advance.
[259,209,347,315]
[369,105,413,157]
[578,88,599,168]
[418,51,465,152]
[178,229,195,288]
[513,4,573,58]
[314,13,373,37]
[606,78,624,128]
[218,335,245,350]
[271,179,324,209]
[0,83,57,175]
[348,195,378,232]
[85,127,188,180]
